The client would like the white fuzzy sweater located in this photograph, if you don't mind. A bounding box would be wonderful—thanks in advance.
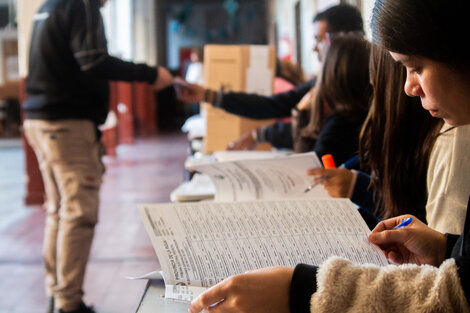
[310,257,469,313]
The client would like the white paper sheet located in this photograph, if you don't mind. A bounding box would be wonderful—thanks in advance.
[191,152,329,201]
[170,173,216,202]
[138,199,388,301]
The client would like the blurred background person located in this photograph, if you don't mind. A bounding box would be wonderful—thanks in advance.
[22,0,172,312]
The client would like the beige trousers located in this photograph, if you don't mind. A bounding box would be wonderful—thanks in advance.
[24,119,105,311]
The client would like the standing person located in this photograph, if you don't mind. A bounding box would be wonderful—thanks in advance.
[22,1,172,313]
[187,0,470,312]
[174,4,364,149]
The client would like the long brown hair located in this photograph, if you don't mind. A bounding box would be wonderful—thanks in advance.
[302,33,371,138]
[359,45,443,221]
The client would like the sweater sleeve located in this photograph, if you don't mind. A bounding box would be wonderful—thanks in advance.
[214,80,315,119]
[350,171,376,215]
[258,121,294,149]
[310,257,469,313]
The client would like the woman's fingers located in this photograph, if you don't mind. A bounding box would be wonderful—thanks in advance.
[368,227,410,246]
[189,283,227,313]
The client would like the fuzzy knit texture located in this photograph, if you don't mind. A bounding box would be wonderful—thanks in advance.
[310,257,469,313]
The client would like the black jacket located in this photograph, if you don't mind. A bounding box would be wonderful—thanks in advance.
[24,0,158,126]
[214,79,316,119]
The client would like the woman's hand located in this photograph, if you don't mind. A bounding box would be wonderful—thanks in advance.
[369,215,447,266]
[307,168,355,198]
[227,130,257,150]
[153,67,173,91]
[189,267,293,313]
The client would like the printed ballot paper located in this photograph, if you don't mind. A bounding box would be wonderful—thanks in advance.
[138,198,388,302]
[189,152,329,201]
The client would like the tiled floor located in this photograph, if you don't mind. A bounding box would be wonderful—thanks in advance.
[0,132,189,313]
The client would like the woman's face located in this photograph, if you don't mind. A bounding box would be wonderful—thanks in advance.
[390,52,470,126]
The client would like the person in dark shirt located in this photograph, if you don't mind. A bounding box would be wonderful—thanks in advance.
[22,1,172,313]
[174,4,364,151]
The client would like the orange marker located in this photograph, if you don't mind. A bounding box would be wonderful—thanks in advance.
[304,154,336,193]
[321,154,336,169]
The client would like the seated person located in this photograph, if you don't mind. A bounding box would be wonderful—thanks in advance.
[309,45,469,234]
[229,33,371,168]
[174,4,365,150]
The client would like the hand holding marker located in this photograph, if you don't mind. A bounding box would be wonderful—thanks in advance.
[304,154,336,193]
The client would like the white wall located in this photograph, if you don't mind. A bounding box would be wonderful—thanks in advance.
[166,1,267,70]
[317,0,339,11]
[274,0,340,77]
[102,0,157,65]
[362,0,375,39]
[274,0,378,77]
[17,0,42,78]
[133,0,157,65]
[101,0,133,61]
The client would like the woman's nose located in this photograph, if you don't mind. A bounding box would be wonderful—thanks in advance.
[404,74,423,97]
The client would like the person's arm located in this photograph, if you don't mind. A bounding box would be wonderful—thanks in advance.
[188,215,466,313]
[215,80,314,119]
[292,107,317,153]
[258,121,294,149]
[450,197,470,305]
[350,171,377,214]
[309,257,466,313]
[226,121,294,150]
[308,216,465,313]
[453,254,470,307]
[289,264,318,313]
[188,266,293,313]
[175,78,316,119]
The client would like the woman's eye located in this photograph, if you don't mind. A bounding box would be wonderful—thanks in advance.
[408,66,422,75]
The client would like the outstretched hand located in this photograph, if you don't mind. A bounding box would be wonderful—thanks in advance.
[173,77,206,103]
[153,67,173,91]
[227,130,257,150]
[369,215,447,266]
[188,267,293,313]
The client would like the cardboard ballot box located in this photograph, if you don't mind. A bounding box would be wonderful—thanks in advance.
[203,45,277,153]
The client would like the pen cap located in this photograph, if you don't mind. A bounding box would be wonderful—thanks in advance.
[321,154,336,169]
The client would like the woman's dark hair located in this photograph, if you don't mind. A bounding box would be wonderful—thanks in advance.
[302,33,371,139]
[371,0,470,69]
[359,45,443,221]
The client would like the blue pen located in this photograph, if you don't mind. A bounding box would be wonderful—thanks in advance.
[393,217,412,229]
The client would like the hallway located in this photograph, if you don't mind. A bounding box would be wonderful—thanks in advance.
[0,132,188,313]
